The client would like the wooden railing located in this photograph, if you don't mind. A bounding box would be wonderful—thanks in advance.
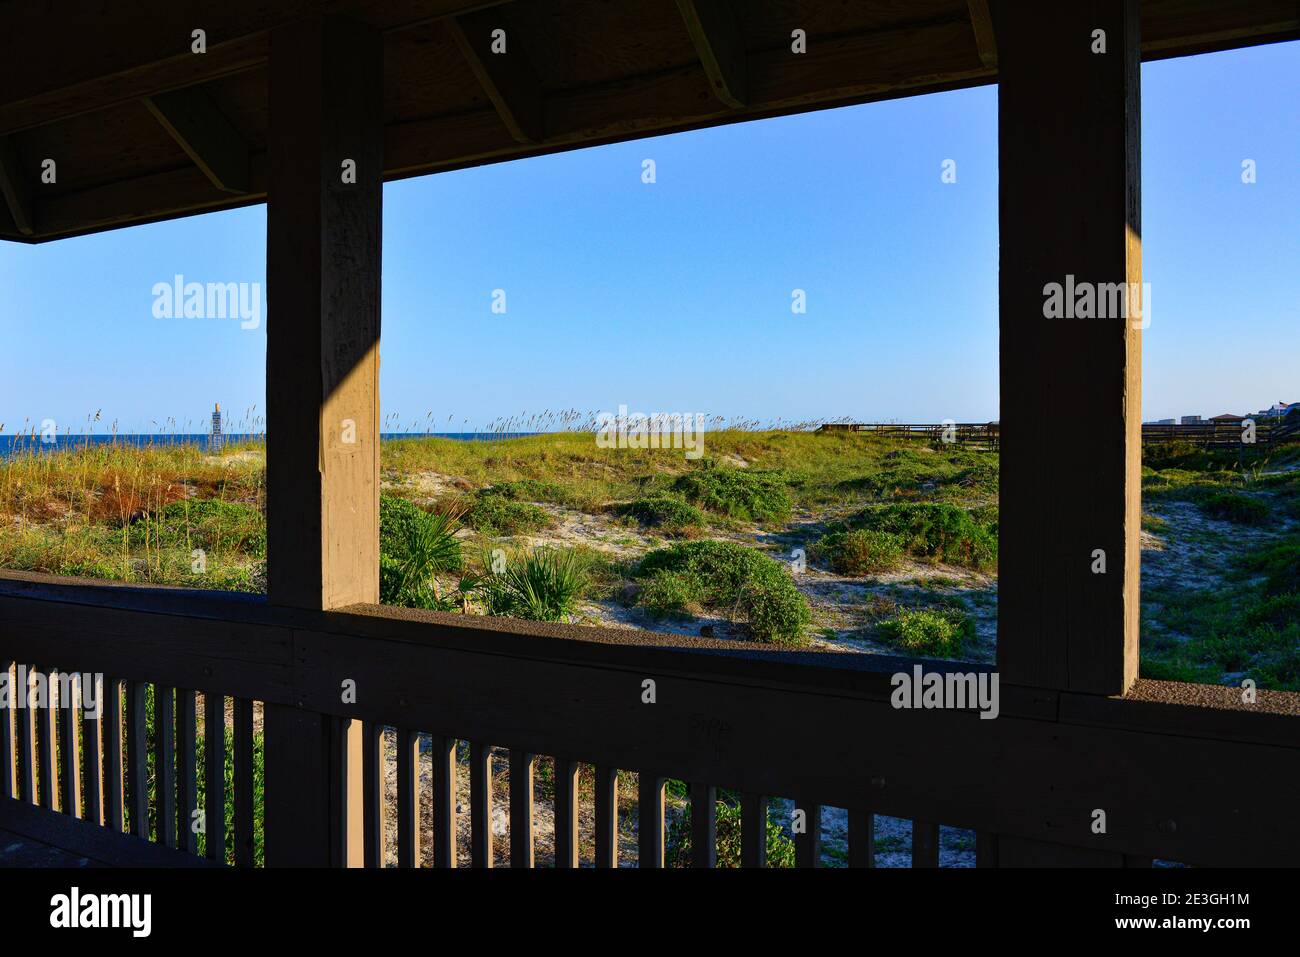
[819,419,1300,450]
[817,423,1000,450]
[2,571,1299,867]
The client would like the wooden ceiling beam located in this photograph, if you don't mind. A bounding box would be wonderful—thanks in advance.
[0,135,35,235]
[966,0,998,69]
[675,0,749,108]
[143,87,251,194]
[445,9,545,143]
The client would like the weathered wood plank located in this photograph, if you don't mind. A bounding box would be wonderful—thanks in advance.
[0,663,12,800]
[126,680,148,838]
[103,679,123,832]
[470,741,493,867]
[154,684,176,846]
[594,765,618,868]
[508,749,535,868]
[433,735,458,868]
[689,782,716,868]
[58,675,80,818]
[912,819,940,867]
[362,719,384,868]
[232,697,254,867]
[848,809,875,868]
[638,773,665,868]
[82,675,102,825]
[397,726,420,867]
[553,757,580,868]
[203,691,225,862]
[996,0,1142,695]
[36,669,57,811]
[265,14,382,612]
[794,801,820,868]
[177,688,198,854]
[741,793,766,868]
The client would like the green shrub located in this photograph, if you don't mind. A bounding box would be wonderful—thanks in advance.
[666,796,795,868]
[877,607,974,656]
[847,503,996,570]
[130,499,265,557]
[635,540,811,645]
[670,465,791,522]
[379,494,463,609]
[618,495,705,532]
[1202,492,1269,525]
[812,528,904,575]
[479,480,573,506]
[464,490,554,535]
[1239,540,1300,596]
[471,547,589,621]
[1244,593,1300,629]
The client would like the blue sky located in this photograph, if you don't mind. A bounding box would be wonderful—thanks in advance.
[1,40,1295,435]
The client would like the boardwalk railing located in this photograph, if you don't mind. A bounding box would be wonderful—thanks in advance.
[2,571,1298,868]
[820,419,1298,450]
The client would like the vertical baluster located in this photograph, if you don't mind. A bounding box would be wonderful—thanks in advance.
[127,680,148,838]
[912,819,940,867]
[36,668,58,810]
[58,673,80,817]
[16,666,36,804]
[794,800,821,868]
[509,750,535,868]
[82,674,103,825]
[741,793,766,868]
[233,697,254,867]
[177,689,198,854]
[204,692,226,863]
[848,810,875,868]
[0,661,14,800]
[638,773,665,868]
[154,684,176,847]
[103,678,124,833]
[361,722,385,867]
[470,741,493,868]
[397,727,420,868]
[594,765,619,868]
[976,831,999,867]
[689,782,716,868]
[433,736,457,868]
[553,758,579,869]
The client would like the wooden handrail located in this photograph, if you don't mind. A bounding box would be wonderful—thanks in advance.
[1,571,1298,867]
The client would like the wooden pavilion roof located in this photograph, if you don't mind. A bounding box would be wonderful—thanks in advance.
[0,0,1297,243]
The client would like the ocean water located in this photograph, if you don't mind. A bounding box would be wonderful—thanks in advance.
[0,432,536,458]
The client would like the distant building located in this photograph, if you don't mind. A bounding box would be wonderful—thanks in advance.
[1149,418,1176,425]
[1210,413,1245,422]
[211,403,223,451]
[1257,401,1300,418]
[1180,415,1202,424]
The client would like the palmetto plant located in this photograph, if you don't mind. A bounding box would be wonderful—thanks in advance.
[379,496,465,610]
[471,546,589,622]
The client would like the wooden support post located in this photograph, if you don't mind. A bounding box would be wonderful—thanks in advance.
[996,0,1142,696]
[262,14,382,866]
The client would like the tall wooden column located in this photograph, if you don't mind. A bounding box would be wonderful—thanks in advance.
[996,0,1142,696]
[263,16,381,866]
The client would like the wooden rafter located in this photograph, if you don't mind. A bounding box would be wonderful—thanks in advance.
[142,87,251,194]
[966,0,998,69]
[675,0,749,108]
[0,135,34,235]
[445,9,544,144]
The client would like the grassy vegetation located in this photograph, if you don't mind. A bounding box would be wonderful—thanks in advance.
[667,464,791,522]
[666,793,796,868]
[634,540,811,645]
[812,528,904,575]
[877,607,975,657]
[839,502,997,571]
[615,494,705,535]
